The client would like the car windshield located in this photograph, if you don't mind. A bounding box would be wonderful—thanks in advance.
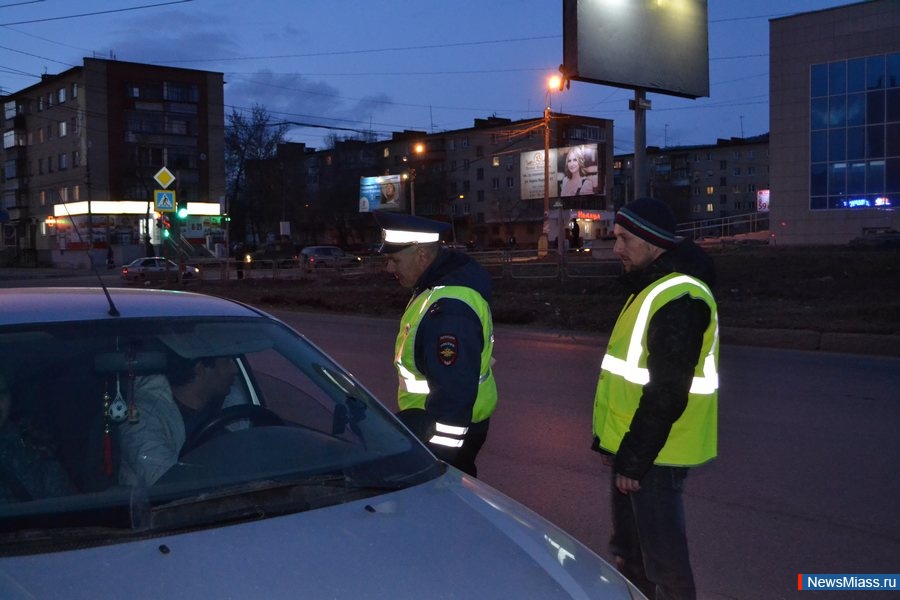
[0,315,441,554]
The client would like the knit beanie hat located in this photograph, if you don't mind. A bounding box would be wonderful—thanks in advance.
[615,197,678,249]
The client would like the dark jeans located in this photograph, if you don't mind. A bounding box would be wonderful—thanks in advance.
[610,465,695,600]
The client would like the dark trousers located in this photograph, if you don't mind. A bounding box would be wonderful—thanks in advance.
[610,465,696,600]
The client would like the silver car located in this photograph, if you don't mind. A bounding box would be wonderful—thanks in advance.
[0,287,644,599]
[120,257,200,284]
[300,245,361,272]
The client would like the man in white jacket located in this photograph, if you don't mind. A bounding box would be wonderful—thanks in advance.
[118,356,237,486]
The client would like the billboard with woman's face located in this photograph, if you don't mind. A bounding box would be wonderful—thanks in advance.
[519,143,601,200]
[359,174,403,212]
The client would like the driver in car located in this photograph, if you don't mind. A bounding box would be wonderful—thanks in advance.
[118,354,238,486]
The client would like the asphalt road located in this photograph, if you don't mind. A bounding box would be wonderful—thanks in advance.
[273,310,900,600]
[3,270,898,598]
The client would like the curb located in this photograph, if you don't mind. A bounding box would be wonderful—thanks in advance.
[720,327,900,357]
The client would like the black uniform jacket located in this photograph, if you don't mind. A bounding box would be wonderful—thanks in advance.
[408,248,493,434]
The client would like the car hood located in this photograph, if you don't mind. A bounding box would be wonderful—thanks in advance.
[0,471,639,599]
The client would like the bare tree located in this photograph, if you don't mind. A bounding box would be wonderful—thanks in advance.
[225,105,289,248]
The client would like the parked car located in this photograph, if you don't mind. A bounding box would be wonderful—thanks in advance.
[245,242,300,268]
[0,286,645,599]
[120,257,199,283]
[300,245,361,272]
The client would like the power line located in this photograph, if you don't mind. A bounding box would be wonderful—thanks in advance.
[0,0,193,26]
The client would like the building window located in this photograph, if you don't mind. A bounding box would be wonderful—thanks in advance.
[57,88,66,104]
[72,150,80,167]
[719,177,727,186]
[732,150,741,159]
[705,185,714,196]
[492,156,500,167]
[705,203,714,213]
[47,155,53,173]
[58,121,67,137]
[506,176,514,188]
[748,166,756,175]
[38,158,44,174]
[37,97,44,112]
[733,167,741,176]
[383,147,389,158]
[719,194,727,204]
[58,153,67,170]
[492,177,500,189]
[477,190,484,202]
[460,136,469,149]
[748,183,757,192]
[476,167,484,180]
[809,51,900,210]
[463,159,470,170]
[71,83,78,98]
[719,160,727,170]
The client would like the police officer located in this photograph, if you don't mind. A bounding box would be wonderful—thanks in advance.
[374,211,497,477]
[592,197,719,600]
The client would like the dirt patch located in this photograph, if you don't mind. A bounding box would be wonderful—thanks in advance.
[194,245,900,337]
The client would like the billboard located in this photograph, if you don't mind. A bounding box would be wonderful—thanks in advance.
[359,174,403,212]
[520,143,602,201]
[562,0,709,99]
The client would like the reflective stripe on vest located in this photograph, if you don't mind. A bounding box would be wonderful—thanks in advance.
[395,285,497,423]
[600,275,720,395]
[593,273,719,466]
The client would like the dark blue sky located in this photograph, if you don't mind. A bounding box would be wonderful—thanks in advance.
[0,0,853,153]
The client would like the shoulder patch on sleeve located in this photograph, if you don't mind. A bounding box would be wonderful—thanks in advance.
[437,334,458,366]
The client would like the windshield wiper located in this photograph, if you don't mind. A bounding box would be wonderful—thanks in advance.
[147,474,413,531]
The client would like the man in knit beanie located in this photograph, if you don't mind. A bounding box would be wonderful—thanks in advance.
[592,197,719,600]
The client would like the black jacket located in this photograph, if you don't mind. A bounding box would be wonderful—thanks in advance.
[601,240,717,480]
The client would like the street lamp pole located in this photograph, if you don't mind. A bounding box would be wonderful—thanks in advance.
[539,75,561,258]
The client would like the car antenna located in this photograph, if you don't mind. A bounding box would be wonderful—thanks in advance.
[60,201,120,317]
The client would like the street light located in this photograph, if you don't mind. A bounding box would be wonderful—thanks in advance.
[410,142,425,215]
[540,75,563,258]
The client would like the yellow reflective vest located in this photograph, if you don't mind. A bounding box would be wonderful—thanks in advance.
[395,285,497,424]
[593,273,719,466]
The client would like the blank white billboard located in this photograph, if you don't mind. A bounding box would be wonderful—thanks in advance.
[562,0,709,99]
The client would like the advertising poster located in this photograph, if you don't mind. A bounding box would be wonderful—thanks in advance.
[519,148,559,201]
[359,174,403,212]
[757,189,770,213]
[557,144,600,198]
[520,143,602,201]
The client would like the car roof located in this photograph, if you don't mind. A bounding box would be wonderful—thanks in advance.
[0,287,264,326]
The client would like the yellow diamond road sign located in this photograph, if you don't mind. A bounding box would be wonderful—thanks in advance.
[154,166,175,189]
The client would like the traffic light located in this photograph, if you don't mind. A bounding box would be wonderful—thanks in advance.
[160,214,171,238]
[176,206,188,220]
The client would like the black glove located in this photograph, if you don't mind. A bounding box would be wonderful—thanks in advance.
[395,408,436,443]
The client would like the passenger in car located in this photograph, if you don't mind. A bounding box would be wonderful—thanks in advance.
[0,372,74,502]
[118,355,238,486]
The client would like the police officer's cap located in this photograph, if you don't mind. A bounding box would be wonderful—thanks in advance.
[373,211,451,254]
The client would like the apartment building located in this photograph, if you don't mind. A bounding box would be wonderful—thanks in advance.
[1,58,225,267]
[245,113,615,250]
[614,135,770,231]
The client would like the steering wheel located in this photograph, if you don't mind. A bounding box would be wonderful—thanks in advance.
[180,404,284,458]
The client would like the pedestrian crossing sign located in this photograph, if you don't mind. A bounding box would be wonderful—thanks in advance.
[155,189,176,212]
